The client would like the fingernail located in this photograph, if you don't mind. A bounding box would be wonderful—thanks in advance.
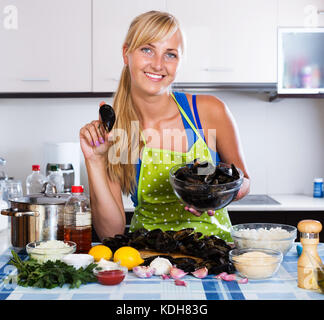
[99,137,105,144]
[90,141,94,146]
[95,140,100,147]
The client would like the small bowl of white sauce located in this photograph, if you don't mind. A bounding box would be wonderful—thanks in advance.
[229,248,283,280]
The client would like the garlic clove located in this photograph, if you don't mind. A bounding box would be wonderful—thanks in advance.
[191,267,208,279]
[132,266,155,278]
[221,273,236,281]
[170,266,188,279]
[237,277,248,284]
[174,279,187,286]
[161,274,170,280]
[213,272,236,281]
[213,272,229,279]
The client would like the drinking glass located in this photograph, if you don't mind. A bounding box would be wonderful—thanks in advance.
[6,180,23,201]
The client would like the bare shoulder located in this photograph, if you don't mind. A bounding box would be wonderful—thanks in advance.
[194,94,229,125]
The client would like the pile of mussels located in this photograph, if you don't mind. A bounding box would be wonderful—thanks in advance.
[102,228,235,275]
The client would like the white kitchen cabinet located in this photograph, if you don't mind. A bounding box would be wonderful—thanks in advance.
[92,0,166,92]
[0,0,91,92]
[278,0,324,27]
[166,0,278,83]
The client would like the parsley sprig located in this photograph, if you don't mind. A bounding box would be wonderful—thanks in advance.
[9,250,98,289]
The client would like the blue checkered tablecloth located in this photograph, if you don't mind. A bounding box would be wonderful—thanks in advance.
[0,243,323,300]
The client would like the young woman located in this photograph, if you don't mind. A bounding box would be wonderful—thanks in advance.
[79,11,250,241]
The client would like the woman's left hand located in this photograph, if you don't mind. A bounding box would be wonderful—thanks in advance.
[184,206,215,217]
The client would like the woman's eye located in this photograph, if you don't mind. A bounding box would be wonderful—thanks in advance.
[141,47,152,55]
[166,52,177,59]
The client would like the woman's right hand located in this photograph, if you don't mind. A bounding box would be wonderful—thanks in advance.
[79,119,111,162]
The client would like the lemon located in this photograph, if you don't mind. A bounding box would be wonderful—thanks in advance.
[88,245,112,262]
[113,246,144,270]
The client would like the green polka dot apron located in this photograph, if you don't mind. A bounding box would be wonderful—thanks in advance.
[129,93,233,241]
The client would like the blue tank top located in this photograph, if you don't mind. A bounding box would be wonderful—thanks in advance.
[131,92,221,207]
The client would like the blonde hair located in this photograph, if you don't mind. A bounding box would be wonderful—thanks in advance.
[107,11,184,195]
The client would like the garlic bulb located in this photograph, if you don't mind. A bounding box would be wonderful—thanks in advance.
[149,257,172,275]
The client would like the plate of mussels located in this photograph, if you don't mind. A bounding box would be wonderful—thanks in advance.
[169,159,243,212]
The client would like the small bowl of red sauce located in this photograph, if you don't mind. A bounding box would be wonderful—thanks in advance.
[94,266,128,285]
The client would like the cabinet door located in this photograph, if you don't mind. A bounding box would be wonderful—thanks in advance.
[278,0,324,27]
[93,0,166,92]
[166,0,277,83]
[0,0,91,92]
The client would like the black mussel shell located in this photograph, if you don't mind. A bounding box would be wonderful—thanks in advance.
[99,103,116,132]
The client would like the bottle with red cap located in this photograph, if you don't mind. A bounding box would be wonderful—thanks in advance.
[64,185,92,253]
[25,165,47,194]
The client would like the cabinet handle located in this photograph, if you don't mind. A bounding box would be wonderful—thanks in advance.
[20,79,50,82]
[203,67,234,72]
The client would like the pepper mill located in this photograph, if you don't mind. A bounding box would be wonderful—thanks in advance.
[297,219,322,290]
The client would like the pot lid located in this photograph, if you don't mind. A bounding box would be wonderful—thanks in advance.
[11,193,71,205]
[11,182,71,205]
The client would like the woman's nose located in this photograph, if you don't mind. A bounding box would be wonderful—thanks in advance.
[151,53,164,71]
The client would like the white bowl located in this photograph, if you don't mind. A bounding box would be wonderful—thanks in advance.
[61,254,94,269]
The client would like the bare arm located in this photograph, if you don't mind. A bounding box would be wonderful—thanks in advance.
[184,94,250,217]
[216,99,250,200]
[86,158,126,240]
[80,118,126,240]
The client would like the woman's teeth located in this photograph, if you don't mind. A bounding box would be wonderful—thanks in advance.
[145,72,163,80]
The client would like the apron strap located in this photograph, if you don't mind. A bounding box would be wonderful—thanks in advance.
[140,131,147,145]
[171,92,205,141]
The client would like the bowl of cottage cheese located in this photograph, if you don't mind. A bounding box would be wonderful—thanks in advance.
[26,240,76,263]
[230,223,297,256]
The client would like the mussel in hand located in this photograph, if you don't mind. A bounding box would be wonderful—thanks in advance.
[99,102,116,132]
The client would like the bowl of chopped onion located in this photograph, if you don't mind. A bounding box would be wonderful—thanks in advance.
[230,223,297,256]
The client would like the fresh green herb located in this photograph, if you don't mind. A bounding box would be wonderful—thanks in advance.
[9,250,98,289]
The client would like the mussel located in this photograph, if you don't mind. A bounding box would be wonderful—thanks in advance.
[99,102,116,132]
[175,159,240,186]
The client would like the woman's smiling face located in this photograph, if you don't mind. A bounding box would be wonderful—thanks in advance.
[123,29,183,96]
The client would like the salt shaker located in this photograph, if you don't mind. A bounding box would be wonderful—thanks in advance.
[297,219,322,290]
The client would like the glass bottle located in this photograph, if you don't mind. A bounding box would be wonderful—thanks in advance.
[26,165,47,194]
[0,157,8,181]
[47,165,65,193]
[64,185,92,253]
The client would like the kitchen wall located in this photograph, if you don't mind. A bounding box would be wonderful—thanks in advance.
[1,93,323,196]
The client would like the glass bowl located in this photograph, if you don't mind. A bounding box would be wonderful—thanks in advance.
[93,265,128,285]
[230,223,297,256]
[26,240,76,263]
[229,248,283,279]
[169,162,244,211]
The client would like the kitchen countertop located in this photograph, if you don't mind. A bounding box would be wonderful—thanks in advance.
[122,194,324,212]
[0,243,323,300]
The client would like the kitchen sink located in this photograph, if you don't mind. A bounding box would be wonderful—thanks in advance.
[230,194,280,205]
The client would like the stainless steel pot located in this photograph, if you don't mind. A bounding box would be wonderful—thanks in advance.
[1,183,70,248]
